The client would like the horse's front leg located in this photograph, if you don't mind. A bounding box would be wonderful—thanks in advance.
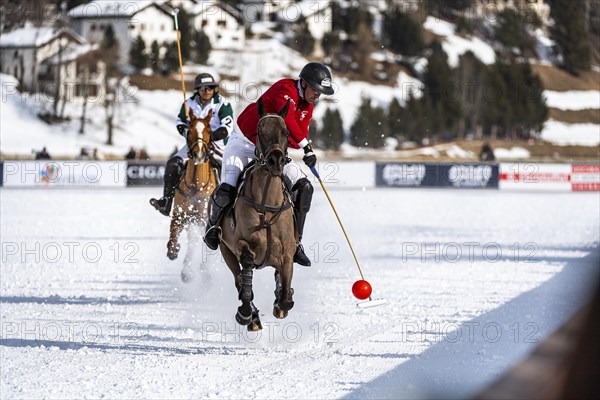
[167,213,184,260]
[235,246,255,326]
[273,267,294,319]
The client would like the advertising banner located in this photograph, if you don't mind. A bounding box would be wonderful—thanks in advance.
[500,163,572,191]
[0,162,3,187]
[376,162,499,188]
[571,164,600,191]
[126,162,165,186]
[2,161,127,187]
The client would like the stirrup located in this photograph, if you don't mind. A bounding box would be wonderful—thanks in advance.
[204,225,222,250]
[293,243,311,267]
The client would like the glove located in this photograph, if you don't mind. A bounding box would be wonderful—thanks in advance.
[176,124,188,137]
[210,127,228,141]
[302,144,317,168]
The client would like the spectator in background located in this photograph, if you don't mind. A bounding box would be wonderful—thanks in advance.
[125,147,137,160]
[479,142,495,161]
[35,147,51,160]
[138,147,150,160]
[91,148,104,161]
[76,147,90,160]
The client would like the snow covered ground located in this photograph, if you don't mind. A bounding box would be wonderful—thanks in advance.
[1,186,599,398]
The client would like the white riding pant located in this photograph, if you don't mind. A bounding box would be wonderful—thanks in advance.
[221,130,304,187]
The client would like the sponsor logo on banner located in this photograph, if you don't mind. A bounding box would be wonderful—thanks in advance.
[2,161,126,187]
[381,164,426,187]
[126,162,165,186]
[448,164,493,188]
[499,163,599,191]
[571,164,600,191]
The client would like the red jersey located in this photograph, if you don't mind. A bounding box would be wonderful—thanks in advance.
[237,79,313,149]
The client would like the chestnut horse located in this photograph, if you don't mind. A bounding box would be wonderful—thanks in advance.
[167,109,218,282]
[218,99,296,331]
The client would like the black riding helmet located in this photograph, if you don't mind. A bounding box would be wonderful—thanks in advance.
[299,62,334,96]
[194,73,219,92]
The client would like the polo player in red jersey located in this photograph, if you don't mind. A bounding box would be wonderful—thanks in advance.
[204,62,335,267]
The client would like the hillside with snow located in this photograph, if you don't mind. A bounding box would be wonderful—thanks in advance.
[1,6,599,159]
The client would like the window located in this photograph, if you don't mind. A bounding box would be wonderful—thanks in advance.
[160,24,164,31]
[90,24,96,31]
[202,20,208,28]
[217,20,226,28]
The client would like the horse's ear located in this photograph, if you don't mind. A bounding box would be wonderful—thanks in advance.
[257,97,266,118]
[189,108,196,121]
[205,109,213,122]
[278,98,290,119]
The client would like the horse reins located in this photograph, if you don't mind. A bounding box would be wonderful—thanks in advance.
[241,172,292,268]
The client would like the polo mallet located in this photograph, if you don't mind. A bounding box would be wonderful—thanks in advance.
[309,166,387,308]
[172,8,188,120]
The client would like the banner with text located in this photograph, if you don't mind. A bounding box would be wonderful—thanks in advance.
[376,162,499,189]
[2,161,127,187]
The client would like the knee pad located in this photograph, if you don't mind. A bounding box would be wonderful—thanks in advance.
[292,178,313,213]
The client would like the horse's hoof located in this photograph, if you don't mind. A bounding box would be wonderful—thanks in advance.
[181,268,194,283]
[273,305,288,319]
[247,318,262,331]
[167,244,180,260]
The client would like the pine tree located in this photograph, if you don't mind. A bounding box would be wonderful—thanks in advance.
[319,108,345,150]
[129,35,148,71]
[287,17,315,56]
[162,41,180,74]
[549,0,591,73]
[149,40,161,72]
[177,8,192,60]
[191,30,212,64]
[455,51,486,138]
[350,97,388,149]
[422,41,462,137]
[387,97,404,138]
[383,7,424,56]
[494,8,534,55]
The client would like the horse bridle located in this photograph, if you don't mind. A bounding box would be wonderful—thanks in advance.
[256,114,289,166]
[177,121,214,198]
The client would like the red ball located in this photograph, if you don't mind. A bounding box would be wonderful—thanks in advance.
[352,280,372,300]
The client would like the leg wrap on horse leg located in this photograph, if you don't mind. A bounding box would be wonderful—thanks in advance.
[240,267,254,303]
[204,183,237,250]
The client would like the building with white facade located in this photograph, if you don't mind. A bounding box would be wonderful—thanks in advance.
[0,23,104,97]
[68,1,175,65]
[190,1,245,50]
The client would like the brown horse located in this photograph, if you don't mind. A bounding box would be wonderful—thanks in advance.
[218,99,296,331]
[167,109,218,282]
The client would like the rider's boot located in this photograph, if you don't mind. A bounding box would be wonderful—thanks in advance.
[292,178,313,267]
[149,156,184,216]
[204,183,237,250]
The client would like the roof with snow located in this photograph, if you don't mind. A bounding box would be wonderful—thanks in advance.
[68,0,172,19]
[0,26,86,48]
[42,43,101,65]
[189,1,243,23]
